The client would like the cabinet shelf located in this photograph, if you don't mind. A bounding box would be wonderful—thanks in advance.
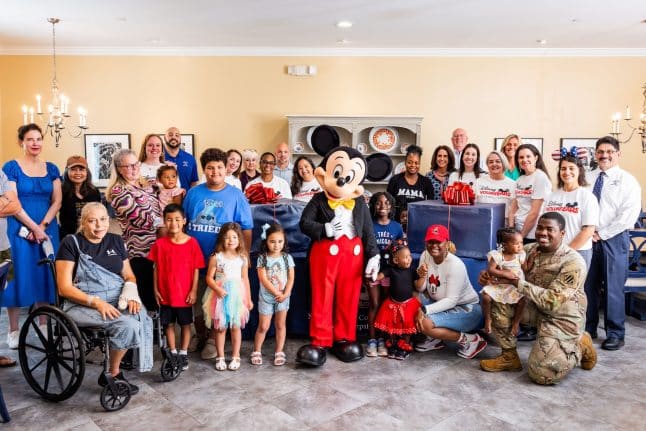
[287,115,423,193]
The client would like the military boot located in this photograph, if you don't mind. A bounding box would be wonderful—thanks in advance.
[579,331,597,371]
[480,348,522,372]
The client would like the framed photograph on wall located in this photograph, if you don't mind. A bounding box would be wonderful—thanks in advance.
[494,137,543,154]
[159,133,194,155]
[560,138,599,172]
[84,134,131,188]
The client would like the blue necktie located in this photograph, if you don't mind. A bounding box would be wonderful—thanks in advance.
[592,171,605,202]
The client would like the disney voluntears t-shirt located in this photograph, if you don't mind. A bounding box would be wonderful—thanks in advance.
[183,183,253,260]
[543,187,599,250]
[514,170,552,239]
[247,176,293,199]
[56,233,128,278]
[447,171,482,188]
[293,179,322,203]
[474,176,516,217]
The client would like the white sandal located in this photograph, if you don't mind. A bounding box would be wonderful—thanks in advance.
[228,357,241,371]
[215,357,227,371]
[274,351,286,366]
[250,351,263,365]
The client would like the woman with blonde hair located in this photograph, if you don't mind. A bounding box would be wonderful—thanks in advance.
[500,134,522,180]
[138,134,177,187]
[107,149,162,312]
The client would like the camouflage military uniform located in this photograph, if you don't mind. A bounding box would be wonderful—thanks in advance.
[490,242,587,385]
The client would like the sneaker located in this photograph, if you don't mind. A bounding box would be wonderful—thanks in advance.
[387,346,397,359]
[201,339,217,360]
[179,354,189,371]
[414,336,445,352]
[98,372,139,395]
[397,339,413,352]
[366,339,378,357]
[377,339,388,357]
[6,331,19,350]
[394,349,410,361]
[457,334,488,359]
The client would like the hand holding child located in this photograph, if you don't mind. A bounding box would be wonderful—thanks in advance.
[417,263,428,279]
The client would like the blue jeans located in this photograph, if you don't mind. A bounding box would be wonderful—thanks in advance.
[419,294,483,333]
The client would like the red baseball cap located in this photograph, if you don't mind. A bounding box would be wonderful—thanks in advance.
[425,224,449,242]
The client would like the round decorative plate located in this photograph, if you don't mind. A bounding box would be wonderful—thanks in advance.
[369,127,398,153]
[394,161,405,175]
[357,143,367,154]
[400,141,411,154]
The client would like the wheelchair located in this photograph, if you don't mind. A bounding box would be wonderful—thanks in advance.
[17,258,183,412]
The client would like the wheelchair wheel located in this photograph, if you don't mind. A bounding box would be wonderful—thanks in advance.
[100,381,131,412]
[18,305,85,402]
[160,357,181,382]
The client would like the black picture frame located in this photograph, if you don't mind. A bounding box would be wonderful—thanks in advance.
[84,133,131,188]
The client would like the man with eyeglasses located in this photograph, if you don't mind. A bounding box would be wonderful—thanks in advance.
[163,126,199,191]
[584,136,641,350]
[247,152,292,199]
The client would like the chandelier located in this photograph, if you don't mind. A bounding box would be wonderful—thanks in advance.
[610,82,646,153]
[21,18,88,147]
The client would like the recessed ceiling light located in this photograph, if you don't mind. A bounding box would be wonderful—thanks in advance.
[337,39,350,44]
[537,39,547,45]
[116,17,127,23]
[336,21,353,28]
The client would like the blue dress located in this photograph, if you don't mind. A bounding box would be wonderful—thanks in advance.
[1,160,60,307]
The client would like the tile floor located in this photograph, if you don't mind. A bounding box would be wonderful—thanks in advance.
[1,311,646,430]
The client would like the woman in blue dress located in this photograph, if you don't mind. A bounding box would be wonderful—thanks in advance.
[2,123,62,349]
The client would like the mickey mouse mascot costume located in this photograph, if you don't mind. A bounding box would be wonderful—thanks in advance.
[297,147,380,366]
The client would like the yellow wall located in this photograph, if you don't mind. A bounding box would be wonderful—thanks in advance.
[1,55,645,200]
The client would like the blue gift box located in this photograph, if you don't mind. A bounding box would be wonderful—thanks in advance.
[408,200,505,260]
[249,201,311,253]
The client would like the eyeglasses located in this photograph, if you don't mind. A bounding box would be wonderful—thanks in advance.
[260,160,276,165]
[117,162,140,170]
[595,149,617,155]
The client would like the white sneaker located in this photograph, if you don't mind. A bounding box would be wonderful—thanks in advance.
[457,333,488,359]
[200,338,217,360]
[414,337,445,352]
[7,330,19,349]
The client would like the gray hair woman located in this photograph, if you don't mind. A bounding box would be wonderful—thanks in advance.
[56,202,152,393]
[106,149,162,312]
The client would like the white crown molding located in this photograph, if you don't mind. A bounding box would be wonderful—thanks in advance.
[2,46,646,57]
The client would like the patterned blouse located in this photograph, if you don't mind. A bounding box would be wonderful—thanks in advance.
[427,170,450,200]
[110,182,161,259]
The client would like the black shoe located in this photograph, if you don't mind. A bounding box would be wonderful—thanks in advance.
[394,349,410,361]
[331,340,364,363]
[179,354,189,371]
[601,337,625,351]
[589,332,598,340]
[296,344,327,367]
[98,372,139,395]
[120,349,135,370]
[516,327,537,342]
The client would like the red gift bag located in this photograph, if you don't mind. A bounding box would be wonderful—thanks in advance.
[442,182,475,205]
